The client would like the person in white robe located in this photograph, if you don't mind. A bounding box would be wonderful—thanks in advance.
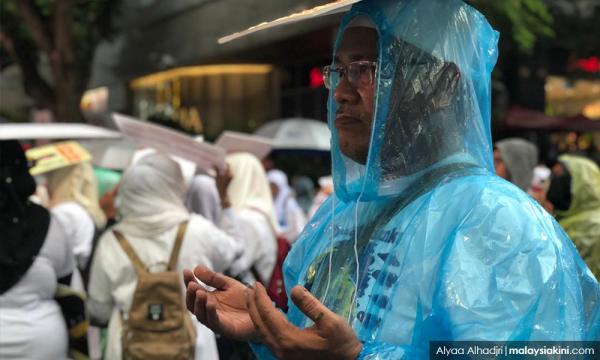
[0,217,75,360]
[46,162,107,290]
[185,174,223,225]
[225,153,278,285]
[87,153,242,360]
[0,140,75,360]
[267,169,307,244]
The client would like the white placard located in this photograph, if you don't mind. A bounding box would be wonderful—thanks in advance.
[215,131,273,159]
[112,113,226,172]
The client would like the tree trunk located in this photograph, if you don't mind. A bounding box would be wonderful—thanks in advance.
[15,0,84,123]
[50,57,84,122]
[53,81,84,122]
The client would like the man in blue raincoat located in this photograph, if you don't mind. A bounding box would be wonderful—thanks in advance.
[184,0,600,358]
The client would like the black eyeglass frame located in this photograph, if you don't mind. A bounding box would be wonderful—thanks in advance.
[322,60,377,89]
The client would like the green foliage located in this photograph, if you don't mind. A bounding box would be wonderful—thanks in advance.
[469,0,554,53]
[0,1,39,64]
[0,0,119,67]
[0,0,120,120]
[70,0,120,66]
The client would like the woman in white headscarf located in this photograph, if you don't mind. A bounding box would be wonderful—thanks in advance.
[1,140,75,360]
[185,174,223,225]
[87,154,242,360]
[46,162,107,289]
[267,169,307,244]
[225,153,278,284]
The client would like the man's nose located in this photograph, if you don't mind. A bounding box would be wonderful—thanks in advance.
[333,76,359,105]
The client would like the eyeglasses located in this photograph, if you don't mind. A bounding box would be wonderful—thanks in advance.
[322,61,377,89]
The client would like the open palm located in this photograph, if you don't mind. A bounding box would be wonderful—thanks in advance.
[184,267,256,341]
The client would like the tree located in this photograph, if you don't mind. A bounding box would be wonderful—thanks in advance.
[0,0,119,122]
[469,0,554,53]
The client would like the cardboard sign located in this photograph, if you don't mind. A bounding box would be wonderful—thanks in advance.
[112,113,226,172]
[215,131,273,159]
[26,141,91,175]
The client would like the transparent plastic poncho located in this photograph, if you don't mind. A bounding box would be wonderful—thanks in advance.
[252,0,600,358]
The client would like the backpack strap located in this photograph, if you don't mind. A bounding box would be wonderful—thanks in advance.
[167,221,188,271]
[114,230,148,275]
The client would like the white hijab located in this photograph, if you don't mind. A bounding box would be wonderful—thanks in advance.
[226,153,279,232]
[115,154,189,237]
[267,169,292,227]
[185,174,222,224]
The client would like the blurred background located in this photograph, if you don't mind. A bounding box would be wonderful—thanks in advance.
[1,0,599,169]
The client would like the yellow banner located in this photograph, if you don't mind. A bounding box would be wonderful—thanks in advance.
[26,141,91,175]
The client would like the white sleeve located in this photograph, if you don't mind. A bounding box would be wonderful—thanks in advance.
[41,215,76,278]
[186,215,242,274]
[52,203,95,270]
[252,218,277,283]
[219,208,245,255]
[225,213,259,277]
[284,200,307,244]
[86,232,115,324]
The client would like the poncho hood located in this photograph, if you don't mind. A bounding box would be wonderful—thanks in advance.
[329,0,498,202]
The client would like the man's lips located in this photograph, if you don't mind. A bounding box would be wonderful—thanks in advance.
[335,113,362,129]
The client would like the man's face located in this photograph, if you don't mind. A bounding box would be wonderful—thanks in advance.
[333,27,378,165]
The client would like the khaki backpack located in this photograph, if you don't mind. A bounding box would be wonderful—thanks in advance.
[114,222,196,360]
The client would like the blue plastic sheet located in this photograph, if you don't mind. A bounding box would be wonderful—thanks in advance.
[252,0,600,358]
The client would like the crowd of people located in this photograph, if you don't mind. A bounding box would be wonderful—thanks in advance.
[1,0,600,359]
[0,138,323,359]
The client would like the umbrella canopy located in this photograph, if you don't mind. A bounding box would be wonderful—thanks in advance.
[254,118,331,151]
[215,130,273,159]
[0,123,122,140]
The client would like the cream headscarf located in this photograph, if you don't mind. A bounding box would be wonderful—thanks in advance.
[226,153,279,232]
[114,153,189,238]
[46,162,107,229]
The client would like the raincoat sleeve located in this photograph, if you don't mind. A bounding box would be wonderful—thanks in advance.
[357,190,599,359]
[435,203,578,341]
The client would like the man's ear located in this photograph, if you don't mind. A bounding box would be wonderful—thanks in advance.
[430,62,460,111]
